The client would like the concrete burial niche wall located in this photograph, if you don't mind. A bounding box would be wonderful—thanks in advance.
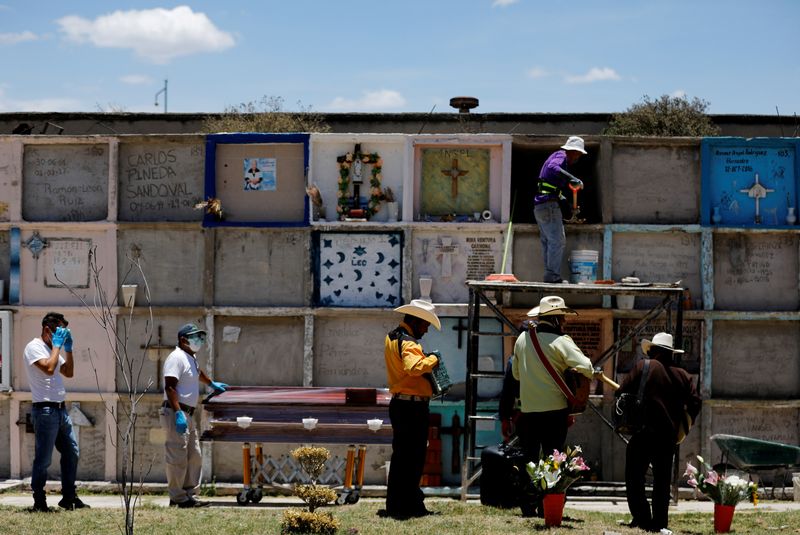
[214,229,309,306]
[117,229,205,306]
[610,141,700,224]
[118,398,168,482]
[214,316,305,386]
[713,232,799,310]
[22,143,109,222]
[0,231,9,302]
[17,228,116,306]
[0,140,19,222]
[411,135,511,223]
[412,228,503,303]
[13,309,116,393]
[0,399,9,477]
[312,313,398,388]
[712,321,800,398]
[18,400,107,481]
[309,134,407,222]
[211,138,307,224]
[611,232,701,308]
[118,138,205,222]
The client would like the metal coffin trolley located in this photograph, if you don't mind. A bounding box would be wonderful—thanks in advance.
[201,386,391,505]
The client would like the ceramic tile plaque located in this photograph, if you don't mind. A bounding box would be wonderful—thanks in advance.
[316,232,402,307]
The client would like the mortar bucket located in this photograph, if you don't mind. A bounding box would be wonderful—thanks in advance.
[569,250,598,284]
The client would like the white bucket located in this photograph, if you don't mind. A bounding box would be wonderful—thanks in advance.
[616,295,635,309]
[569,250,598,284]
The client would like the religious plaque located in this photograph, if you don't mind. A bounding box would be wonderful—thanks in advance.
[420,148,490,218]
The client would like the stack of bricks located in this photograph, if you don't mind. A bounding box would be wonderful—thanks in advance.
[420,412,442,486]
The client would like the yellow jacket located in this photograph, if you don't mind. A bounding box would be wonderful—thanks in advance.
[384,322,438,396]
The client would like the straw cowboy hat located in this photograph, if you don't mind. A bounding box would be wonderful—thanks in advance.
[561,136,587,155]
[394,299,441,330]
[537,295,578,316]
[526,306,540,317]
[641,332,684,355]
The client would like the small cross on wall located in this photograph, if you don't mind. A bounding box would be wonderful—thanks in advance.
[441,159,469,198]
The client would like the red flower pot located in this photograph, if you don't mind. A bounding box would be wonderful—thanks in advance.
[714,503,736,533]
[542,493,566,527]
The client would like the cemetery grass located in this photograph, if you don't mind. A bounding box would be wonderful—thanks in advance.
[1,499,799,535]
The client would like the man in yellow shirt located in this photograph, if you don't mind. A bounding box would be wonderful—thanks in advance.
[512,296,594,462]
[382,299,440,519]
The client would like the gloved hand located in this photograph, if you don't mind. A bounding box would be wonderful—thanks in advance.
[569,177,584,190]
[175,410,188,434]
[51,326,68,349]
[63,329,74,352]
[210,381,228,393]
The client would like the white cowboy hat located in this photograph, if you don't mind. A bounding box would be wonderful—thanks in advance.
[560,136,587,155]
[394,299,442,330]
[641,332,684,355]
[526,306,540,317]
[537,295,578,316]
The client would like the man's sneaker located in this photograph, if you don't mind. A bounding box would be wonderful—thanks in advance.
[59,497,91,510]
[176,498,210,508]
[30,500,51,513]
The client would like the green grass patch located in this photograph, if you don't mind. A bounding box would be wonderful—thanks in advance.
[1,499,798,535]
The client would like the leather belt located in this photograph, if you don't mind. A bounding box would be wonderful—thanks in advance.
[33,401,66,409]
[162,401,195,416]
[392,394,430,402]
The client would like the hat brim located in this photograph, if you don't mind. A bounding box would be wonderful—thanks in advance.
[561,144,587,155]
[180,328,207,338]
[526,306,540,317]
[641,340,684,355]
[538,307,578,316]
[393,304,441,330]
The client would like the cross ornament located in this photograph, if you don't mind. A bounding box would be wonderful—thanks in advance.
[22,231,49,282]
[434,236,458,277]
[441,158,469,198]
[739,173,774,224]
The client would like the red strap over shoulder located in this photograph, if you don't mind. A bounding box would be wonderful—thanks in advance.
[529,327,578,406]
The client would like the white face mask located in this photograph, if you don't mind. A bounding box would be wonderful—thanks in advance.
[187,337,204,353]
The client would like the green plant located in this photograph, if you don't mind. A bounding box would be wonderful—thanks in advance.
[280,446,339,534]
[202,95,330,133]
[684,456,758,506]
[199,476,217,497]
[604,94,721,137]
[526,445,590,494]
[281,509,340,535]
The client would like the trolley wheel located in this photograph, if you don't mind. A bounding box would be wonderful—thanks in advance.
[250,488,263,503]
[236,491,250,505]
[335,492,348,506]
[345,491,359,504]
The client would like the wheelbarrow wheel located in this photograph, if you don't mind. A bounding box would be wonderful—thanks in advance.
[236,491,249,506]
[250,488,263,503]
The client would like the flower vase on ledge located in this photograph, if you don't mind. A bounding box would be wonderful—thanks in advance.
[786,207,796,225]
[712,206,722,225]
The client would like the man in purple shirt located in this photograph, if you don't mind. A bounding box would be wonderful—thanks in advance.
[534,136,587,283]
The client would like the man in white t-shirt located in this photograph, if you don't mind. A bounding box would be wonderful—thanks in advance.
[160,323,228,507]
[24,312,89,512]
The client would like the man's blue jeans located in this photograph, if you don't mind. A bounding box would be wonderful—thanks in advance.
[31,405,80,502]
[534,201,566,282]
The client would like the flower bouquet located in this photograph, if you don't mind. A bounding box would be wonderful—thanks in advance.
[524,446,590,526]
[684,456,757,533]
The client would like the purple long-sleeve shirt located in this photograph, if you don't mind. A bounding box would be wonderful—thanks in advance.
[534,150,569,205]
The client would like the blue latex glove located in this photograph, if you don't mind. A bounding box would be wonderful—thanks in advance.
[51,326,68,349]
[210,381,228,393]
[175,410,188,434]
[63,329,74,352]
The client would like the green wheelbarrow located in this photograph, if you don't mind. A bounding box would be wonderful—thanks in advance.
[711,434,800,498]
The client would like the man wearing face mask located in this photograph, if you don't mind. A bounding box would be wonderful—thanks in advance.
[160,323,227,508]
[24,312,89,512]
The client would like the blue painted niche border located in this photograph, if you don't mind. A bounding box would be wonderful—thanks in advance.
[203,133,310,228]
[701,137,800,228]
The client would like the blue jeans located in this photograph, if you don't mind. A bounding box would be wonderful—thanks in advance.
[31,405,80,502]
[534,201,565,282]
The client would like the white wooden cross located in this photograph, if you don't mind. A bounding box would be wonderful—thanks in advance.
[739,173,774,224]
[434,236,458,277]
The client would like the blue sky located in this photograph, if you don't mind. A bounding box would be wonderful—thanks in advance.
[1,1,798,115]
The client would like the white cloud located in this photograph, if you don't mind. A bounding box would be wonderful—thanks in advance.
[0,88,81,112]
[120,74,153,85]
[565,67,621,84]
[56,6,235,64]
[527,67,550,79]
[327,89,407,111]
[670,89,686,98]
[0,31,37,45]
[492,0,519,6]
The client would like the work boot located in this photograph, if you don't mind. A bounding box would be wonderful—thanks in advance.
[30,500,51,513]
[59,497,91,510]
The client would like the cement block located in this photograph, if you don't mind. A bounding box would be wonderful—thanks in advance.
[22,144,109,221]
[0,141,18,222]
[214,229,309,306]
[714,233,799,310]
[116,399,167,482]
[215,317,305,386]
[117,229,205,306]
[712,321,800,398]
[0,399,9,477]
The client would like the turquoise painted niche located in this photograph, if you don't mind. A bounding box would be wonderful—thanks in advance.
[701,137,800,227]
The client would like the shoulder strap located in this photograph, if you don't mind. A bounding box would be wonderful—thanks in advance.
[636,359,651,401]
[529,327,577,405]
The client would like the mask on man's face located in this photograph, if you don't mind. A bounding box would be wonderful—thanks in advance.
[186,335,205,353]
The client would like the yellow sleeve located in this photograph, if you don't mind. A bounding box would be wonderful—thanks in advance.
[401,339,438,376]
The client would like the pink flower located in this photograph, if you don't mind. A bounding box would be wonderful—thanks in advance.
[705,470,719,486]
[684,463,698,477]
[552,450,567,463]
[687,477,698,487]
